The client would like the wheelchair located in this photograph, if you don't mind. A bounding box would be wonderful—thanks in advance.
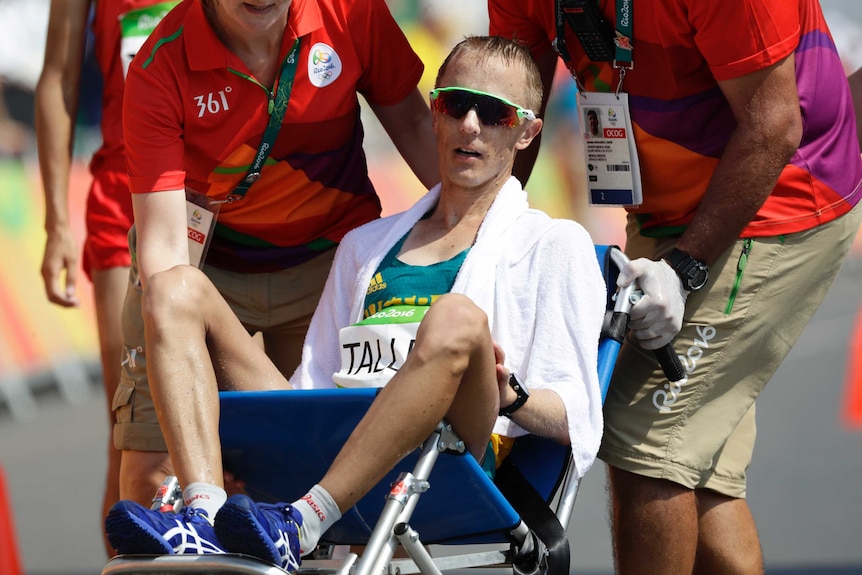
[101,245,684,575]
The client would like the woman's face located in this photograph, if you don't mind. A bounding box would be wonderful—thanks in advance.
[208,0,292,37]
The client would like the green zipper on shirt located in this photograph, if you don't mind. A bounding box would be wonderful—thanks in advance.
[227,68,275,112]
[725,238,752,315]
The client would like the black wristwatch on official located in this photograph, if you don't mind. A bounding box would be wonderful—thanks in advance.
[499,373,530,418]
[663,248,709,292]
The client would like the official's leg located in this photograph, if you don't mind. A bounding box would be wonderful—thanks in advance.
[261,332,305,379]
[690,199,861,572]
[114,248,174,505]
[320,293,500,511]
[695,489,762,575]
[609,467,763,575]
[602,226,748,575]
[91,266,130,553]
[603,204,861,574]
[692,403,762,574]
[608,467,697,575]
[119,451,174,503]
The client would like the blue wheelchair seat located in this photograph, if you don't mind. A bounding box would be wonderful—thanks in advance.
[218,387,529,545]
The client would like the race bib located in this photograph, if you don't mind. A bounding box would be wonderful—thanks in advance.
[119,1,179,78]
[332,305,429,389]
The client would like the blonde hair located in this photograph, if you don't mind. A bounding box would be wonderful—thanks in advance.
[435,36,543,113]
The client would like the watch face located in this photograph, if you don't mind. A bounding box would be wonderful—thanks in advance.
[690,267,708,290]
[666,249,709,291]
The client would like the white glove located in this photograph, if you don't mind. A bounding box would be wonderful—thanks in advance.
[617,258,688,350]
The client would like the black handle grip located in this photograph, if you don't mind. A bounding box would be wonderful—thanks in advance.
[654,343,685,382]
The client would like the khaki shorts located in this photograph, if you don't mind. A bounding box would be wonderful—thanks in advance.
[112,245,336,452]
[599,202,862,498]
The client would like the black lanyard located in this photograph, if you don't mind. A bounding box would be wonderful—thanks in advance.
[554,0,576,71]
[554,0,633,92]
[226,37,302,202]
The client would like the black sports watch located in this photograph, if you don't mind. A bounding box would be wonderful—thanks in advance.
[664,248,709,292]
[499,373,530,418]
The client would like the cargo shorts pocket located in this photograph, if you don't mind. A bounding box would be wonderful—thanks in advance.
[112,377,135,423]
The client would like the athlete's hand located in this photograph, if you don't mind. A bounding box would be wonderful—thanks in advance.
[617,258,687,350]
[41,223,80,307]
[493,342,517,409]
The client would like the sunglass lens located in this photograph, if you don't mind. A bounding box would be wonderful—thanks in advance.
[477,94,518,126]
[436,91,518,127]
[436,91,472,118]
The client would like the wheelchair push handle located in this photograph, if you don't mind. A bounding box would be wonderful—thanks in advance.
[629,287,685,383]
[626,289,686,384]
[654,342,686,383]
[608,247,686,384]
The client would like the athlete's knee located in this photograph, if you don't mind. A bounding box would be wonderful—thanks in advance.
[427,293,488,337]
[142,266,210,327]
[418,294,489,358]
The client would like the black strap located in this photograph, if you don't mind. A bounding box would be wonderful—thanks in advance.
[495,459,570,575]
[553,0,574,67]
[227,37,302,202]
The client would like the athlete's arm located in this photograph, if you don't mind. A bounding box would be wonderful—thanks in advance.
[132,189,190,289]
[36,0,92,307]
[369,87,439,190]
[675,54,802,264]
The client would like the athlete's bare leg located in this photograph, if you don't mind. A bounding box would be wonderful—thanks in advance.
[320,294,500,511]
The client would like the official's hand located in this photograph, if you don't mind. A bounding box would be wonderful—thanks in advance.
[41,224,80,307]
[617,258,687,350]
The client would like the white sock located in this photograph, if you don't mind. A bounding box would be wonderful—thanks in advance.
[292,484,342,554]
[182,482,227,522]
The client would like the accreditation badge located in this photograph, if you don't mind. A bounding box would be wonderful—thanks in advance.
[185,189,219,269]
[332,305,430,389]
[577,91,643,207]
[119,1,179,78]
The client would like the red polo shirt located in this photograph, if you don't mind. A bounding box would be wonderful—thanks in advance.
[124,0,424,271]
[490,0,862,238]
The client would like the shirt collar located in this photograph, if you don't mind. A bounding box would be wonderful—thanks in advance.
[185,0,323,72]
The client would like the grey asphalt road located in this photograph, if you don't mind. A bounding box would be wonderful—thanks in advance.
[1,258,861,575]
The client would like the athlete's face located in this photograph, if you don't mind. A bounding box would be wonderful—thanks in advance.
[432,53,542,192]
[209,0,292,36]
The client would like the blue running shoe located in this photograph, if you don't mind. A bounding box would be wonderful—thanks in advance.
[215,494,303,572]
[105,500,225,555]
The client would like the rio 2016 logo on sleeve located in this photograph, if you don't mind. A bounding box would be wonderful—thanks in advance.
[308,43,342,88]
